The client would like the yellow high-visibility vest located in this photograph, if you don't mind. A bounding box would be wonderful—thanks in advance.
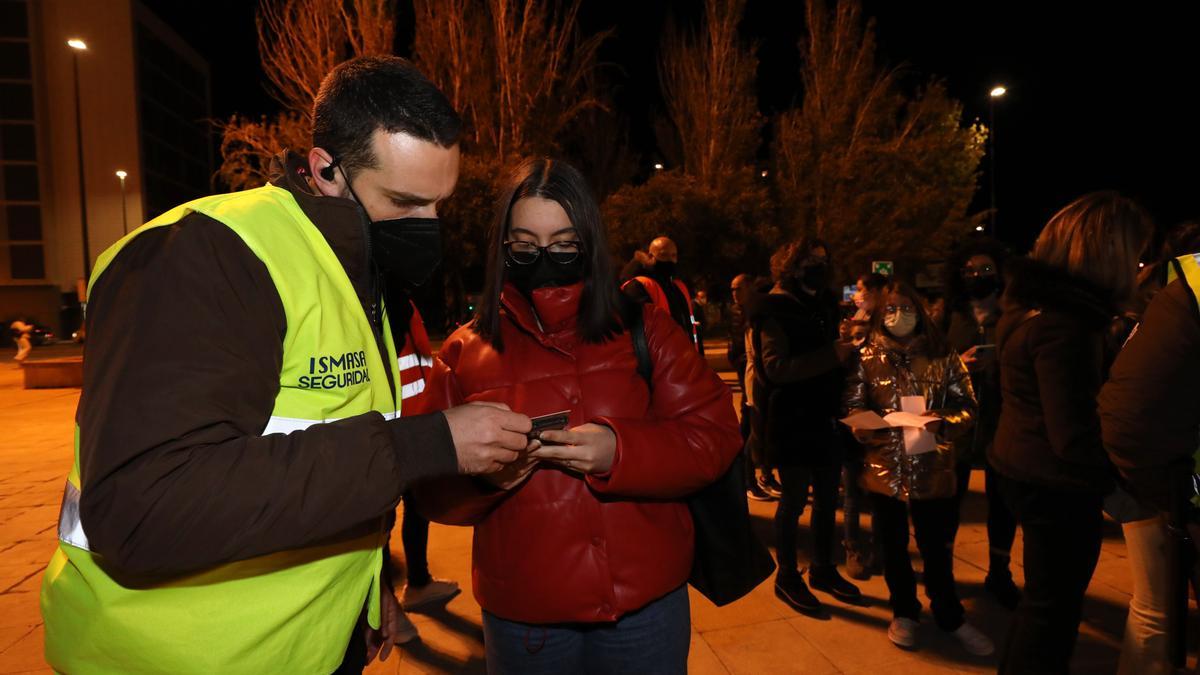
[41,185,402,674]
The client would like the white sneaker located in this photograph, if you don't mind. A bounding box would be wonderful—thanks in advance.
[887,617,919,649]
[401,578,461,611]
[951,622,995,656]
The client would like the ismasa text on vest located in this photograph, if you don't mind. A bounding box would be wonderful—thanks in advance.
[301,350,372,389]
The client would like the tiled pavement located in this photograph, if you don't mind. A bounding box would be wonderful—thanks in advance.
[0,344,1179,673]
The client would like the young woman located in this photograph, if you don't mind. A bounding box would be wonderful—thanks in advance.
[414,158,741,674]
[990,192,1152,673]
[843,279,994,656]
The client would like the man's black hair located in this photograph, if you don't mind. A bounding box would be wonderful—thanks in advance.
[312,55,462,176]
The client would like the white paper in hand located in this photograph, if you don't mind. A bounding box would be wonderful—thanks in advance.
[839,410,892,431]
[898,395,936,455]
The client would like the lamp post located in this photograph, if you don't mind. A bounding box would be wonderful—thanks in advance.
[115,170,128,234]
[68,38,91,279]
[988,85,1007,234]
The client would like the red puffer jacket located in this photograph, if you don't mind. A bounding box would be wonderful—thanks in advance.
[414,282,741,624]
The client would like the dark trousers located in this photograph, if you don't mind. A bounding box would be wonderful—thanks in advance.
[998,475,1104,675]
[872,493,965,631]
[401,495,431,587]
[952,461,1018,578]
[482,585,690,675]
[842,459,866,544]
[775,464,840,573]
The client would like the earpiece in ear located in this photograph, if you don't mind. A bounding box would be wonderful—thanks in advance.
[319,157,340,182]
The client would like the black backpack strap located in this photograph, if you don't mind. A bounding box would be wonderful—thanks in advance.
[629,305,653,387]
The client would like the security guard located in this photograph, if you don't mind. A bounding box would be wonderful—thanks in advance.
[41,56,532,674]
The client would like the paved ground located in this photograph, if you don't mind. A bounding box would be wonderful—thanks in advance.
[0,342,1184,673]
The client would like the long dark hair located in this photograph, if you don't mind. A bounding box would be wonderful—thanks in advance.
[871,279,951,358]
[472,158,625,349]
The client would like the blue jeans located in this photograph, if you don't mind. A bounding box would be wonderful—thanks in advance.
[482,585,691,675]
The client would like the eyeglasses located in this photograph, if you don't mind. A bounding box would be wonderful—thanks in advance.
[884,304,917,314]
[504,240,583,265]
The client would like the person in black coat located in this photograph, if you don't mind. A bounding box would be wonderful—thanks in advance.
[943,238,1021,609]
[990,192,1152,674]
[751,237,860,616]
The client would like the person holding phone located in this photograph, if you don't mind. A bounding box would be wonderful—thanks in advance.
[842,279,993,655]
[944,238,1021,609]
[413,158,741,674]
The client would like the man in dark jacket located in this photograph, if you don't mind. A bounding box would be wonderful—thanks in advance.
[622,236,700,351]
[1100,261,1200,674]
[45,57,532,672]
[754,238,860,615]
[943,238,1020,609]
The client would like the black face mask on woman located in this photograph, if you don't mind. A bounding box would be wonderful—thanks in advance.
[506,252,585,296]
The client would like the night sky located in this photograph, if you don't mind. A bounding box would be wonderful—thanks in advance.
[143,0,1199,252]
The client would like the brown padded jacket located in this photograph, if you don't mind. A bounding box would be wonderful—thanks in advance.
[1100,279,1200,511]
[76,152,457,578]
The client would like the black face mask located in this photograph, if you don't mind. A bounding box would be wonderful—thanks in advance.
[369,217,442,287]
[799,262,829,291]
[342,167,442,288]
[964,275,1000,300]
[506,253,585,296]
[651,260,676,279]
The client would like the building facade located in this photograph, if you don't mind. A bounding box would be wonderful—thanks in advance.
[0,0,211,335]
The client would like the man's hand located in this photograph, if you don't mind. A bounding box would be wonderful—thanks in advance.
[442,402,532,474]
[530,424,617,475]
[481,451,540,490]
[634,250,653,266]
[365,584,406,663]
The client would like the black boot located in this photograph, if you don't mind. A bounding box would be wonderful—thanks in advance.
[808,565,863,604]
[986,552,1020,610]
[985,572,1020,610]
[775,569,823,616]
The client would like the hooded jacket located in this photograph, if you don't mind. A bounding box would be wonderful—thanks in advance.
[843,332,976,500]
[990,257,1119,494]
[414,282,741,623]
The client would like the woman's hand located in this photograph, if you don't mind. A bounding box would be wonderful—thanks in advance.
[529,423,617,475]
[852,428,876,444]
[920,412,943,433]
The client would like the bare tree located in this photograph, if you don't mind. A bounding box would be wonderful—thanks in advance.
[217,0,394,189]
[216,113,310,192]
[773,0,985,274]
[257,0,394,121]
[412,0,608,161]
[658,0,761,187]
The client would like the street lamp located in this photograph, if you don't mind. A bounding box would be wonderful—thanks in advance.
[68,38,91,279]
[653,163,664,171]
[988,84,1007,235]
[115,170,128,234]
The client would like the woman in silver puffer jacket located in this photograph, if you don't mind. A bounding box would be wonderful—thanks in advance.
[842,279,992,656]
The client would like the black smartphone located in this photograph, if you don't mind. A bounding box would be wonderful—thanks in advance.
[528,410,570,439]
